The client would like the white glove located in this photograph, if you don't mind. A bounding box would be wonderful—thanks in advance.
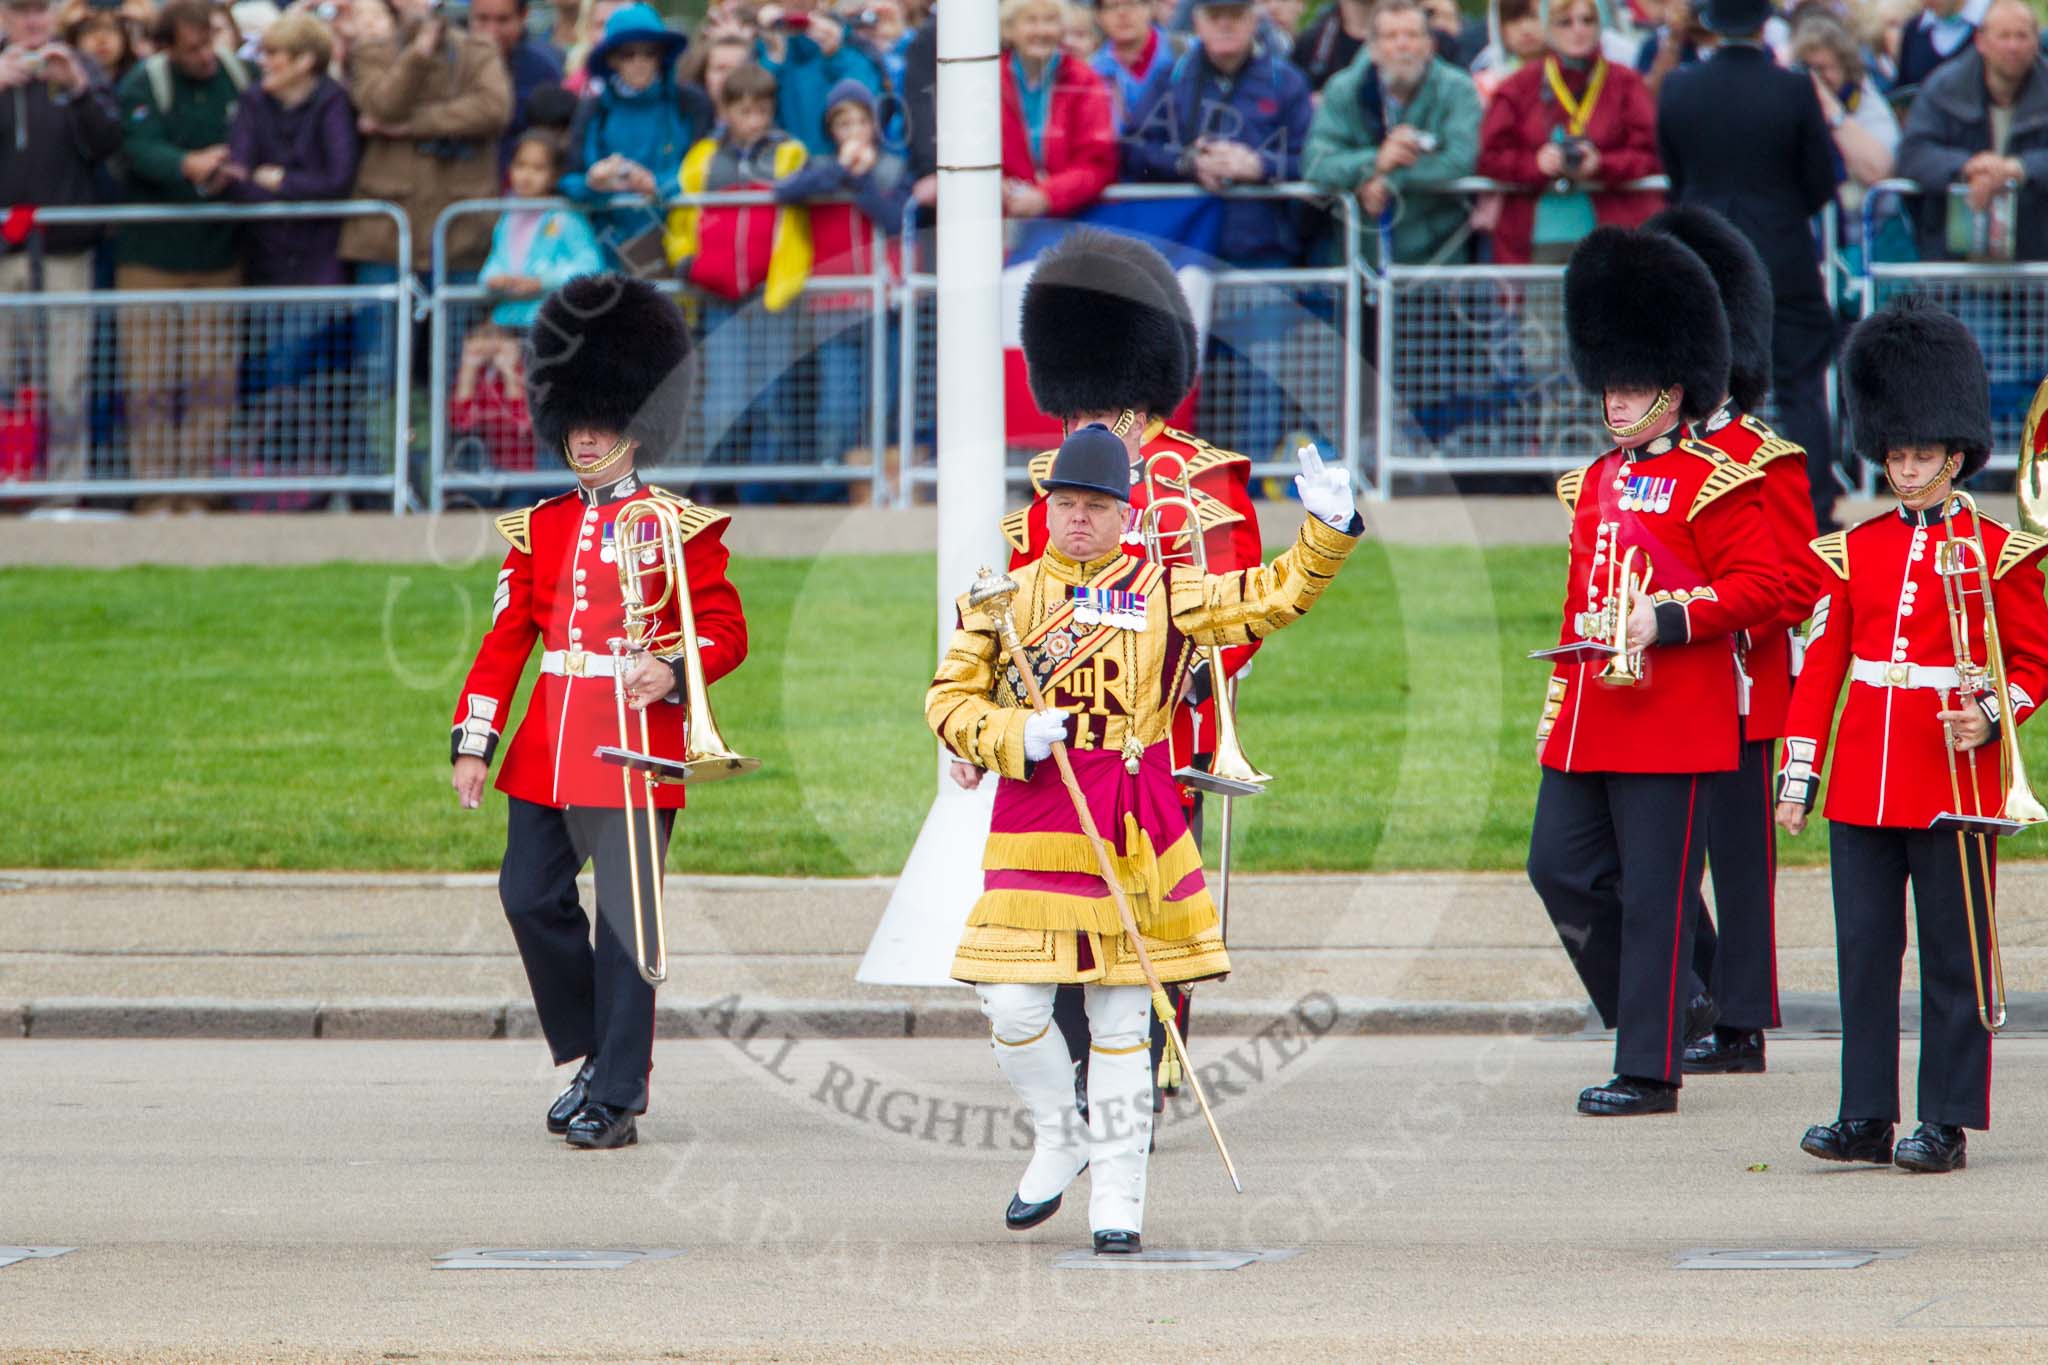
[1023,708,1069,762]
[1294,444,1356,529]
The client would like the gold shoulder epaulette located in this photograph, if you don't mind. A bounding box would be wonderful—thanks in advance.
[1995,530,2048,580]
[1680,437,1732,465]
[494,507,533,554]
[1555,466,1588,513]
[1739,414,1806,467]
[1688,454,1763,519]
[1025,448,1057,496]
[1810,530,1849,579]
[642,486,731,543]
[1000,506,1031,555]
[1162,426,1252,475]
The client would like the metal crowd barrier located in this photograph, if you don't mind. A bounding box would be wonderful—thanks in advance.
[894,182,1368,508]
[426,192,894,510]
[1370,177,1851,491]
[4,201,412,510]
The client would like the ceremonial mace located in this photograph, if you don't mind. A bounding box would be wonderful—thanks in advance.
[968,566,1243,1194]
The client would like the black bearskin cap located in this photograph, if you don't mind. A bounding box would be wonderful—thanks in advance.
[1021,229,1194,420]
[525,273,693,459]
[1844,295,1991,478]
[1645,205,1774,412]
[1564,226,1731,424]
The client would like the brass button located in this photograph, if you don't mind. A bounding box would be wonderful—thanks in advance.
[1887,663,1910,685]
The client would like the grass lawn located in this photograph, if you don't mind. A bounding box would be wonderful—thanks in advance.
[4,543,2011,874]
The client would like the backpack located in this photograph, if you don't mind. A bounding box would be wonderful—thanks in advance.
[139,47,251,115]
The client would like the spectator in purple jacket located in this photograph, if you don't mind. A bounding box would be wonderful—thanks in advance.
[224,11,361,284]
[222,10,362,476]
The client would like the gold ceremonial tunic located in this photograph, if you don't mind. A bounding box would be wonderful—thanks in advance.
[926,514,1360,986]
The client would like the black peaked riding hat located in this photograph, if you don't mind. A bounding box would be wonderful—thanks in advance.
[1700,0,1771,35]
[1843,295,1991,479]
[1644,205,1774,413]
[1020,228,1195,420]
[1564,225,1731,425]
[526,273,694,458]
[1042,425,1133,501]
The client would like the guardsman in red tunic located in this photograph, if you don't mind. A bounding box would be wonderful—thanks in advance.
[975,230,1266,1112]
[1780,299,2048,1174]
[1527,227,1784,1117]
[449,275,749,1151]
[1646,207,1824,1076]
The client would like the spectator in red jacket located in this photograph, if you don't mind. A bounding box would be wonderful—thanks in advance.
[999,0,1116,219]
[1476,0,1663,263]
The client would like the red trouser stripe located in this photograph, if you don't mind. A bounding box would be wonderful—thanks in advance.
[1666,776,1700,1067]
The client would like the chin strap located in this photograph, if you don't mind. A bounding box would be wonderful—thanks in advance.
[564,435,632,478]
[1886,452,1959,505]
[1604,386,1678,442]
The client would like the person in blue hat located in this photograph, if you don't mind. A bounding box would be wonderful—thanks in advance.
[558,2,712,254]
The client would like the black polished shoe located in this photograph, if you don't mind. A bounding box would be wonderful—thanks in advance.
[1577,1075,1679,1116]
[1799,1118,1894,1164]
[1683,993,1721,1047]
[1894,1123,1967,1173]
[1683,1026,1766,1075]
[545,1060,597,1135]
[1093,1229,1141,1255]
[1006,1192,1063,1231]
[1073,1059,1089,1124]
[564,1101,637,1150]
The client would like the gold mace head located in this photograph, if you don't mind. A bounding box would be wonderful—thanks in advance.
[967,565,1021,615]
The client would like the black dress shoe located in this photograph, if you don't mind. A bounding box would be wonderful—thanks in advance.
[546,1060,597,1135]
[1577,1075,1678,1116]
[564,1101,637,1150]
[1683,993,1721,1046]
[1894,1123,1967,1173]
[1006,1192,1063,1231]
[1093,1229,1141,1255]
[1684,1027,1766,1075]
[1799,1118,1894,1164]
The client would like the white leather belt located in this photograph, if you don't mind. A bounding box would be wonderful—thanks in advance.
[1851,657,1960,691]
[540,647,623,679]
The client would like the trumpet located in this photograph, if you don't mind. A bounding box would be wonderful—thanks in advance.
[1562,531,1653,686]
[1136,450,1272,799]
[1931,491,2046,1032]
[596,495,760,987]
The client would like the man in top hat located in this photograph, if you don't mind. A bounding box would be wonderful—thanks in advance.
[1779,296,2048,1174]
[449,273,750,1151]
[928,426,1361,1253]
[1527,225,1786,1117]
[1644,205,1824,1077]
[985,228,1267,1111]
[1655,0,1842,531]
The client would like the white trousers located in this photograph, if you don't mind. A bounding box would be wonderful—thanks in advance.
[978,981,1153,1234]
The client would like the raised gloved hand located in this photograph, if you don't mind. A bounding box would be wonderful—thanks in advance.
[1023,708,1069,762]
[1294,444,1357,530]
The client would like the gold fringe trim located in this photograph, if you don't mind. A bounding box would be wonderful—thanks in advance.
[981,829,1204,892]
[964,886,1219,942]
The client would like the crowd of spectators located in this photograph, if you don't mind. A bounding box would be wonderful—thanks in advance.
[7,0,2048,506]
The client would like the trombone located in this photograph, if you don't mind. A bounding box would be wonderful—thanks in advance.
[1930,490,2046,1032]
[595,495,760,986]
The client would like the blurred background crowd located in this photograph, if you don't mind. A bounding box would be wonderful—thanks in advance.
[3,0,2045,512]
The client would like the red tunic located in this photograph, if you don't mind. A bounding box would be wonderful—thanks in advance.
[450,478,749,810]
[1002,420,1265,775]
[1778,503,2048,828]
[1696,404,1822,740]
[1538,433,1785,774]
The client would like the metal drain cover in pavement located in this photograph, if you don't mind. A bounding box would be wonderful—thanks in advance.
[1052,1249,1296,1272]
[434,1248,683,1271]
[0,1248,74,1269]
[1675,1248,1912,1271]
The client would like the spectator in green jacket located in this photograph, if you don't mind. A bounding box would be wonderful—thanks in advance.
[1305,0,1481,267]
[115,0,249,513]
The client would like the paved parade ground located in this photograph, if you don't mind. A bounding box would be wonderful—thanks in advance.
[9,1035,2048,1362]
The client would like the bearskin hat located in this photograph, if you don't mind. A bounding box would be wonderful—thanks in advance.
[525,273,693,459]
[1564,226,1731,424]
[1843,295,1990,478]
[1644,205,1774,413]
[1020,229,1194,420]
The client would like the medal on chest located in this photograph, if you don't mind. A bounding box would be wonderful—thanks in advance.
[1072,585,1147,631]
[1616,473,1676,515]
